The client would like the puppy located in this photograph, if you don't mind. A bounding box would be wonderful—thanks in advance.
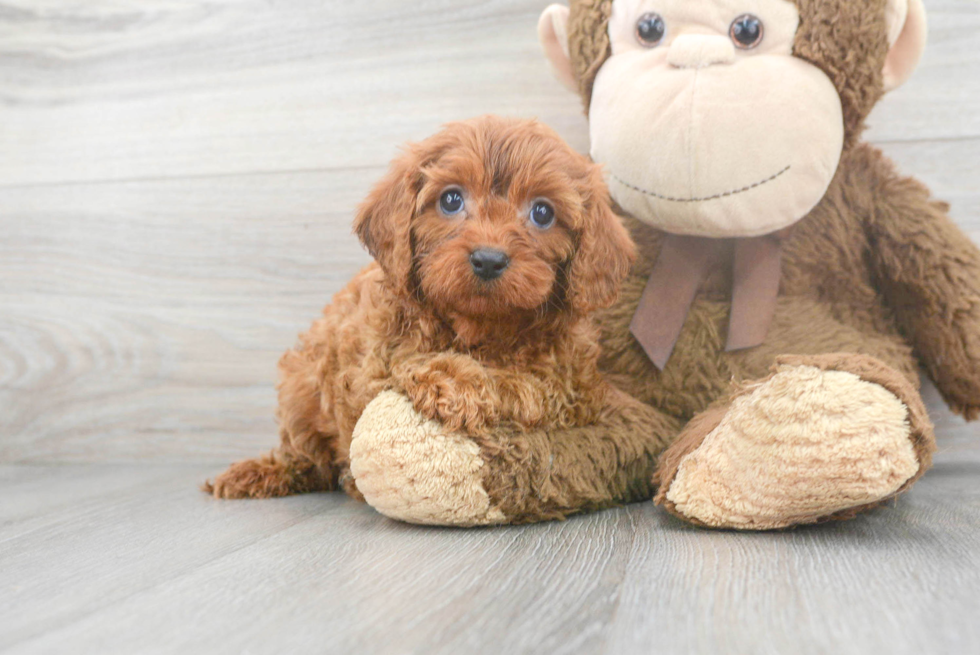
[206,116,635,499]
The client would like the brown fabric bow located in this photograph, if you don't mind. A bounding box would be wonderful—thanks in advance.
[629,233,783,369]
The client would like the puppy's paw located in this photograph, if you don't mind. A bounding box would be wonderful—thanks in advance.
[205,453,333,499]
[350,391,506,526]
[402,357,500,433]
[205,457,297,499]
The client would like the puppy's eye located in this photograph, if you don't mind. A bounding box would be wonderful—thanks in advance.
[730,14,763,49]
[636,12,666,47]
[439,189,465,216]
[529,201,556,229]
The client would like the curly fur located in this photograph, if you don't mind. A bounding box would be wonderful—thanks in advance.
[205,116,636,499]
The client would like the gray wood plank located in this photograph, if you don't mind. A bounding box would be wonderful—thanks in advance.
[0,460,977,655]
[0,464,343,649]
[0,1,977,187]
[0,464,189,528]
[0,0,588,187]
[604,460,980,655]
[0,169,373,463]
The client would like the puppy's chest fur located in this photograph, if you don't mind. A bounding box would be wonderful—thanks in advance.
[304,263,609,452]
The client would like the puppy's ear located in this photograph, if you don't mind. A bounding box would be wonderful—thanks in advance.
[353,149,422,294]
[568,167,636,314]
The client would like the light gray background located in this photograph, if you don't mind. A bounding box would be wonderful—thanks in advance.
[1,1,978,653]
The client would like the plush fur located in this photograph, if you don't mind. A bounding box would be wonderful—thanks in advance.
[204,116,638,499]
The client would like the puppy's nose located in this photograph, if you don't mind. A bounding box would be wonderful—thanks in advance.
[469,248,510,281]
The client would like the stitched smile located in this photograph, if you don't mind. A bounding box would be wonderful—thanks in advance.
[611,165,791,203]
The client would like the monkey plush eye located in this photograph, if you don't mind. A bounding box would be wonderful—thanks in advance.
[529,201,556,229]
[730,14,764,49]
[439,188,465,216]
[635,13,666,47]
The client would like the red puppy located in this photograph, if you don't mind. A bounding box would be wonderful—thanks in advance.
[207,116,635,499]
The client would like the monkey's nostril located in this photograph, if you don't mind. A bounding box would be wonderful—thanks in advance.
[470,248,510,281]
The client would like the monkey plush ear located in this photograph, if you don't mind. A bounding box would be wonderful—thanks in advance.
[538,4,578,93]
[883,0,928,92]
[353,151,421,295]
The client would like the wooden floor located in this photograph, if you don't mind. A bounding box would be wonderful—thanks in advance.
[2,421,979,655]
[1,1,979,653]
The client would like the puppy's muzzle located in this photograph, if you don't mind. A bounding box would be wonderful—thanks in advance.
[469,248,510,281]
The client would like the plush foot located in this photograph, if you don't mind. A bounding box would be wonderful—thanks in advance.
[205,451,333,499]
[654,354,936,530]
[349,390,506,526]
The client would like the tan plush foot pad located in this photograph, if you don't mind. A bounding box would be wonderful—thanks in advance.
[658,355,934,530]
[349,391,506,527]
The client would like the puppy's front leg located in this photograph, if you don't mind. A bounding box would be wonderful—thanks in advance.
[393,354,501,433]
[490,370,551,429]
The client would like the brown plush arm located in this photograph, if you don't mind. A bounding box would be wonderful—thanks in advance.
[865,154,980,419]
